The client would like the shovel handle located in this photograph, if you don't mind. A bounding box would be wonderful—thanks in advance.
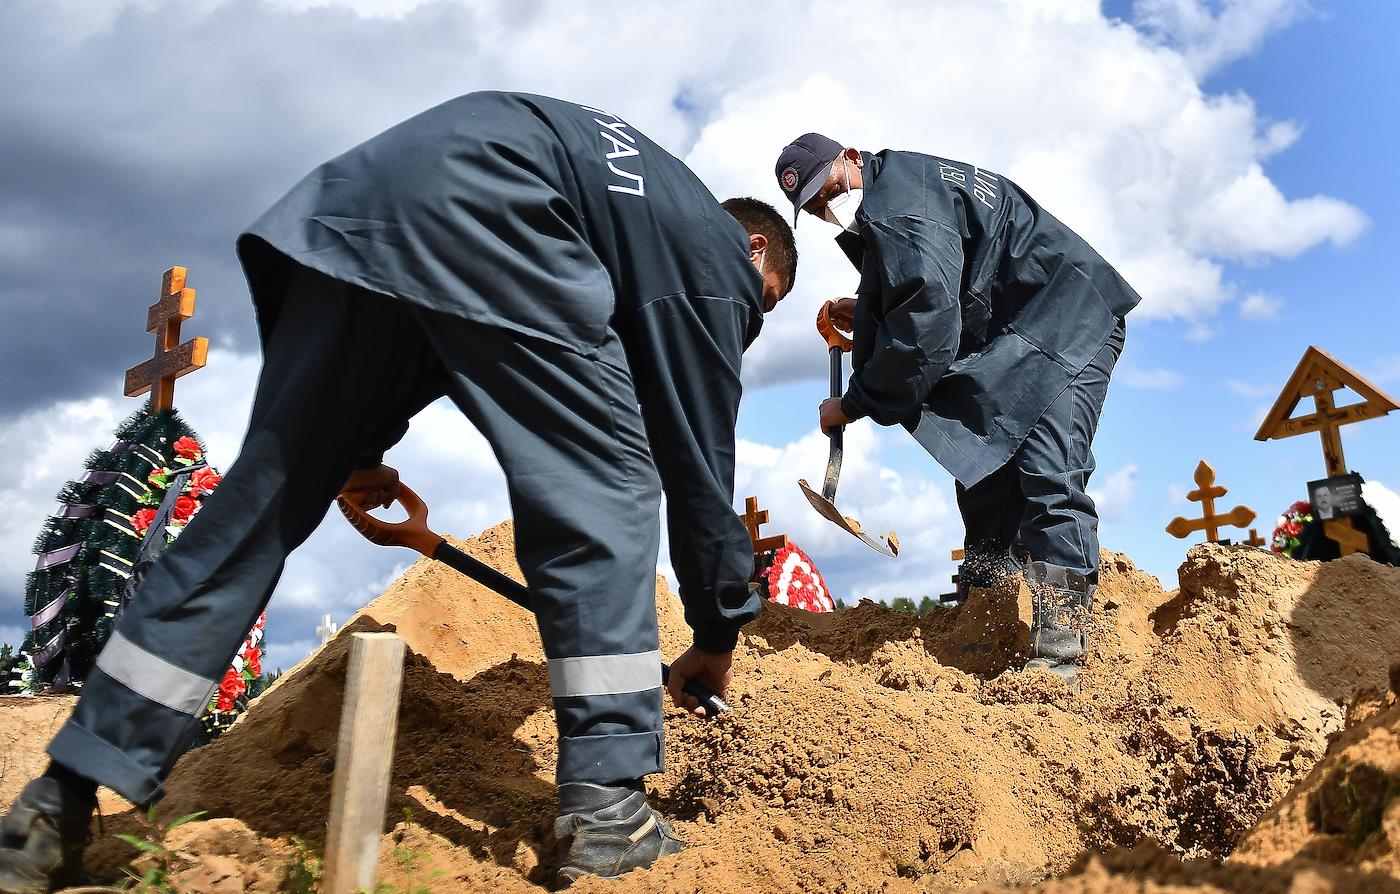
[823,346,844,502]
[336,483,445,557]
[338,483,733,715]
[816,301,853,352]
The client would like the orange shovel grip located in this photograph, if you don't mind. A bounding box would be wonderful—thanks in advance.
[816,301,853,352]
[336,482,445,557]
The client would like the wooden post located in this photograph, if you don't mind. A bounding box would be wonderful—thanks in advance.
[323,632,406,894]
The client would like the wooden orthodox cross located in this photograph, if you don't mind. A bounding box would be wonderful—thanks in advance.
[124,266,208,413]
[1255,346,1398,556]
[741,496,789,556]
[1244,529,1267,549]
[1166,461,1256,543]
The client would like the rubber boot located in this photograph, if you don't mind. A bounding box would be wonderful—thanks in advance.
[553,781,684,886]
[0,778,95,894]
[1023,561,1094,688]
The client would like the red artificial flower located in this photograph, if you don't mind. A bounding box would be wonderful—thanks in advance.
[173,436,202,459]
[172,495,198,523]
[1288,500,1311,516]
[215,693,234,712]
[190,467,222,497]
[1282,520,1303,538]
[148,467,170,488]
[132,508,157,535]
[245,648,262,678]
[763,543,835,613]
[219,667,245,703]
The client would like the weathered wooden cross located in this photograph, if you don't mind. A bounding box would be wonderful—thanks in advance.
[1255,346,1398,556]
[1244,529,1267,549]
[124,266,208,414]
[1166,460,1257,543]
[742,496,789,555]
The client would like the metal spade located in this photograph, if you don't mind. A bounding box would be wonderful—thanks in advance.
[798,302,900,558]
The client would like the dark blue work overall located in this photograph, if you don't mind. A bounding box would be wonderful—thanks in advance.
[47,92,764,805]
[834,151,1140,579]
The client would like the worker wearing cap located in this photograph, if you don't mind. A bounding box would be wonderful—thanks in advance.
[774,134,1140,685]
[0,92,799,893]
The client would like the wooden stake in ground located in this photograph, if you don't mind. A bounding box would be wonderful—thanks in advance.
[742,496,789,555]
[1244,529,1267,549]
[323,632,407,894]
[123,266,209,414]
[1166,461,1256,544]
[1254,346,1399,555]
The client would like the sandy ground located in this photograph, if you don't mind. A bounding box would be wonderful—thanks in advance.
[2,522,1398,893]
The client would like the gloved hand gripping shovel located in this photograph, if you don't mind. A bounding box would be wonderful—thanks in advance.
[797,302,900,558]
[336,483,731,715]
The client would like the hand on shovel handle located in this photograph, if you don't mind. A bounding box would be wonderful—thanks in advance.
[341,464,402,510]
[817,299,854,352]
[819,396,853,435]
[665,646,734,718]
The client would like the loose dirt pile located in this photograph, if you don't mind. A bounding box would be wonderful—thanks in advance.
[6,521,1399,892]
[0,694,74,806]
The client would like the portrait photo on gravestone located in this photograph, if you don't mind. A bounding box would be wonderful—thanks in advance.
[1308,473,1364,521]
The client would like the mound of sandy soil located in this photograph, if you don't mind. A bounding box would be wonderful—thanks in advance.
[1231,678,1400,880]
[0,695,75,806]
[6,521,1398,893]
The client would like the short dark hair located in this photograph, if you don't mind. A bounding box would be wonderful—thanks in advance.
[722,196,797,294]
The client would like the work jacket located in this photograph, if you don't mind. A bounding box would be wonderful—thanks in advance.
[236,91,765,651]
[837,150,1142,486]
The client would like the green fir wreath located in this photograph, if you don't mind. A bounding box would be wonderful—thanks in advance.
[12,408,230,694]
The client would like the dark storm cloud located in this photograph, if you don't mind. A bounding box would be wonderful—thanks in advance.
[0,0,499,413]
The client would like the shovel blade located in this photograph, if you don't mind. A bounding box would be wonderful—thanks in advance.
[798,479,900,558]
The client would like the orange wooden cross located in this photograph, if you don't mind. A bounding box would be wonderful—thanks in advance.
[1255,346,1399,476]
[1255,346,1398,556]
[742,496,789,555]
[124,266,208,413]
[1166,461,1256,543]
[1244,529,1267,549]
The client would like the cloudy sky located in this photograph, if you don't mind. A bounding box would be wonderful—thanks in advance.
[2,0,1397,671]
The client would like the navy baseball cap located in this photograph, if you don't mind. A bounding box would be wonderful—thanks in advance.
[775,132,843,225]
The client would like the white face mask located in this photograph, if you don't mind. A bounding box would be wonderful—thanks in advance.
[823,158,863,232]
[751,247,767,275]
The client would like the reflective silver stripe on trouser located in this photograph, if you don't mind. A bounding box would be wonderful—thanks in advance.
[546,650,661,698]
[95,631,219,716]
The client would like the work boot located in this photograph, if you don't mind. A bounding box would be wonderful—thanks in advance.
[1023,561,1094,688]
[554,781,683,886]
[955,545,1024,602]
[0,777,96,894]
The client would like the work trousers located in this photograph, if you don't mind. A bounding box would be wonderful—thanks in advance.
[956,322,1126,580]
[48,265,665,805]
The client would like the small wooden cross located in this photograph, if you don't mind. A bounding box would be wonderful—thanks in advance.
[742,496,789,555]
[1255,346,1397,556]
[124,266,208,413]
[1166,460,1257,543]
[1244,529,1267,549]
